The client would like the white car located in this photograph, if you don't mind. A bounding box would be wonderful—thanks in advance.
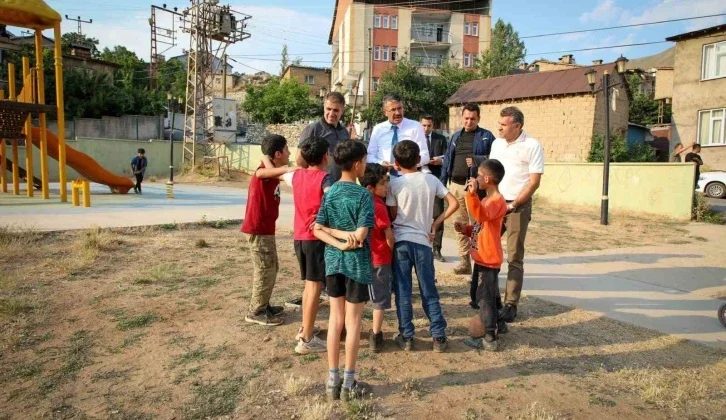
[697,171,726,199]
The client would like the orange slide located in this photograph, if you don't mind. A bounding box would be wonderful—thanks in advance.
[30,127,134,194]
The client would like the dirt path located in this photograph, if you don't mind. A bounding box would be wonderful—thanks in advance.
[1,226,724,419]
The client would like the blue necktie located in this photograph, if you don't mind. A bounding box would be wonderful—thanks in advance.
[390,125,399,177]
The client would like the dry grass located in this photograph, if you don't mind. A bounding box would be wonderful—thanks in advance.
[516,403,565,420]
[0,225,724,419]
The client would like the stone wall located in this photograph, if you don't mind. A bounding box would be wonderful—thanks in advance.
[37,115,164,141]
[244,123,308,146]
[449,91,629,163]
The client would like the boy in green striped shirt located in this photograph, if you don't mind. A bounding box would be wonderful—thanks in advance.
[314,140,374,402]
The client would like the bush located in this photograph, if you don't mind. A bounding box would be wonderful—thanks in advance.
[587,132,656,163]
[692,193,725,224]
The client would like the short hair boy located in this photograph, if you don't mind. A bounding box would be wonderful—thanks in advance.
[314,140,374,401]
[131,148,147,194]
[360,163,394,353]
[287,136,333,354]
[386,140,459,353]
[456,159,508,351]
[241,134,292,326]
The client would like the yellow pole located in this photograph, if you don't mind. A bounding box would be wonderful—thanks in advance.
[36,30,49,199]
[0,89,5,193]
[71,180,79,206]
[82,180,91,207]
[52,24,67,203]
[8,63,20,195]
[24,59,34,197]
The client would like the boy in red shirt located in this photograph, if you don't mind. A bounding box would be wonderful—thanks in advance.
[455,159,508,351]
[285,137,334,355]
[360,163,394,352]
[241,134,292,326]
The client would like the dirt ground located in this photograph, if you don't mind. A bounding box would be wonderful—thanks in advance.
[1,225,724,420]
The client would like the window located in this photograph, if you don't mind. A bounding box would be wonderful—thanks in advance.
[472,22,479,36]
[304,75,315,84]
[391,47,397,61]
[464,22,470,36]
[382,46,389,61]
[464,53,471,68]
[374,46,380,61]
[372,77,380,92]
[374,15,380,28]
[472,54,478,65]
[391,16,398,30]
[698,108,726,146]
[383,15,389,29]
[702,41,726,80]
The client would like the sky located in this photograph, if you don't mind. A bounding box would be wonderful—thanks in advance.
[16,0,726,75]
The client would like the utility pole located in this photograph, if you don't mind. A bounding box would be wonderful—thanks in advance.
[149,5,184,90]
[64,15,92,36]
[223,54,228,98]
[367,27,372,106]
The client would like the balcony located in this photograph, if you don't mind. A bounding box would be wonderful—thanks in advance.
[412,55,448,68]
[411,23,452,47]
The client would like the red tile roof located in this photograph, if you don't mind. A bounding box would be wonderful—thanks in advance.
[446,63,619,105]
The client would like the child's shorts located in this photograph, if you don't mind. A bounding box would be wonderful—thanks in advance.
[370,265,392,310]
[294,240,326,282]
[325,273,370,304]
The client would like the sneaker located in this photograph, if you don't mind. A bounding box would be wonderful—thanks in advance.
[133,187,139,194]
[497,319,509,334]
[469,301,480,310]
[267,304,284,316]
[499,304,517,323]
[394,333,413,352]
[432,337,448,353]
[433,250,446,262]
[285,297,303,310]
[295,324,321,341]
[341,380,372,402]
[244,309,283,326]
[295,335,327,354]
[465,335,499,351]
[369,331,384,353]
[326,380,342,401]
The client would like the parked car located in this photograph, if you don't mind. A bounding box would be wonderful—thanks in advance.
[697,171,726,199]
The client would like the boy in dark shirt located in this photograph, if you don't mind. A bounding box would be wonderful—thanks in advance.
[685,144,703,189]
[130,148,147,194]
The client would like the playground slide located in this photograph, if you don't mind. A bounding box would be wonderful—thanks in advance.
[30,127,134,194]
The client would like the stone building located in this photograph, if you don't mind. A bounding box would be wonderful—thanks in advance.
[281,65,331,99]
[446,62,629,163]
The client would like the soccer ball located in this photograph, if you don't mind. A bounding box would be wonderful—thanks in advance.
[468,314,486,338]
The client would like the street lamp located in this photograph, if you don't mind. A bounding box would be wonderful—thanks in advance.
[166,92,175,198]
[585,56,628,225]
[334,81,343,92]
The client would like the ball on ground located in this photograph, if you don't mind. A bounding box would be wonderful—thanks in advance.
[468,314,486,338]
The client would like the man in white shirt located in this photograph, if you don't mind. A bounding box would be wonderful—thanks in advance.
[489,106,544,323]
[367,94,429,177]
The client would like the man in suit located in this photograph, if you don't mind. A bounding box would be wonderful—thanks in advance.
[421,115,448,262]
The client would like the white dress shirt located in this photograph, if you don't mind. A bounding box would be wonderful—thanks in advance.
[489,130,545,201]
[367,118,430,171]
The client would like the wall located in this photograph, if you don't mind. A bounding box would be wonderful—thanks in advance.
[243,124,308,147]
[654,68,674,100]
[592,71,630,139]
[537,163,695,220]
[478,14,491,56]
[218,143,300,173]
[671,31,726,170]
[37,115,164,141]
[4,138,183,182]
[283,67,331,98]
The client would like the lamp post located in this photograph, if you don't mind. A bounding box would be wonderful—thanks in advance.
[585,55,628,225]
[166,92,174,198]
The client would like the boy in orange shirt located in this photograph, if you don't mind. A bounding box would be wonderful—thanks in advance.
[455,159,508,351]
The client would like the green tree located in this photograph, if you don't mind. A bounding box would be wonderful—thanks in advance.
[430,61,480,122]
[478,19,526,79]
[100,45,147,89]
[587,132,656,163]
[157,58,187,100]
[61,33,100,58]
[626,73,670,126]
[280,44,289,75]
[243,77,317,123]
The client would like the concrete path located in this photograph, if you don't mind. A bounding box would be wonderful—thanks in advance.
[2,182,725,349]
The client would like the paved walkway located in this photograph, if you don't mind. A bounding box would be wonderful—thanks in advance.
[2,182,725,349]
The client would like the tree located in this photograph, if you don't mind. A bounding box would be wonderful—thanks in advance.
[100,46,147,89]
[243,77,317,123]
[61,33,100,58]
[430,61,480,122]
[626,73,670,126]
[478,19,526,79]
[587,132,656,163]
[157,58,187,100]
[279,44,302,75]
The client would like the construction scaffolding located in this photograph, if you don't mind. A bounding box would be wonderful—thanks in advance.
[180,0,251,168]
[149,4,184,90]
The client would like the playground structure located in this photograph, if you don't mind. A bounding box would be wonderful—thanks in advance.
[0,0,134,203]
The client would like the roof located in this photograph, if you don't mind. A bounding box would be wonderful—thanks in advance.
[328,0,340,45]
[282,64,332,75]
[0,0,61,30]
[666,24,726,42]
[446,63,620,105]
[625,47,675,71]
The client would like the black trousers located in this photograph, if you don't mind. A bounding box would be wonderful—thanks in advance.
[432,196,445,252]
[135,173,144,191]
[474,264,502,336]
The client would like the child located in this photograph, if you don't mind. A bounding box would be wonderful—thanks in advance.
[360,163,394,353]
[457,159,508,351]
[130,148,147,194]
[288,137,333,355]
[313,140,373,401]
[241,134,292,326]
[386,140,459,353]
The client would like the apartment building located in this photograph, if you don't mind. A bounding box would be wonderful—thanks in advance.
[328,0,492,109]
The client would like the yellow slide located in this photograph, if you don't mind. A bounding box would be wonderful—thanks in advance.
[30,127,135,194]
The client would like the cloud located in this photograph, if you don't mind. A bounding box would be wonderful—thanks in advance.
[624,0,726,26]
[580,0,625,24]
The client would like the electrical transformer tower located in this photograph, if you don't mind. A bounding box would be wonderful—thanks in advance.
[181,0,251,167]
